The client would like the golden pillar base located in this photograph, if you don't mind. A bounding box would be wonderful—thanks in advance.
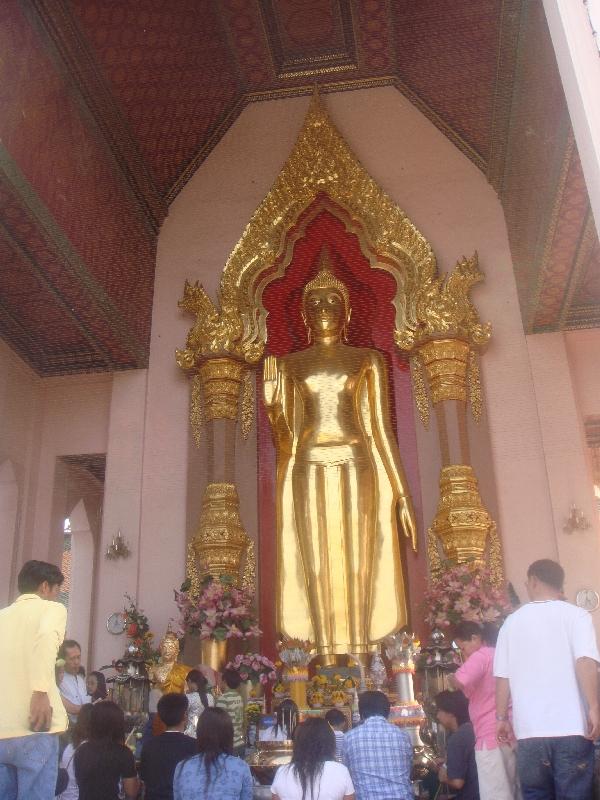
[199,638,228,672]
[431,465,493,565]
[192,482,250,583]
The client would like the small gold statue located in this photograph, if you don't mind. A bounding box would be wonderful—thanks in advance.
[263,252,417,662]
[148,628,191,694]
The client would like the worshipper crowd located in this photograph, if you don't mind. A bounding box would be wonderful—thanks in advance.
[0,558,599,799]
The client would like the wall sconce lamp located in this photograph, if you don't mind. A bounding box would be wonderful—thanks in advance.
[563,505,591,534]
[105,529,131,560]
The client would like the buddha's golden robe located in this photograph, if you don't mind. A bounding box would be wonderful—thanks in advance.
[265,343,415,658]
[150,661,190,694]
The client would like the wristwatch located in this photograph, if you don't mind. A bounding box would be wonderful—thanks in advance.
[495,714,508,722]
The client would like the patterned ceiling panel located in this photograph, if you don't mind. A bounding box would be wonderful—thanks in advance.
[391,1,502,164]
[0,0,597,375]
[70,0,242,192]
[259,0,357,77]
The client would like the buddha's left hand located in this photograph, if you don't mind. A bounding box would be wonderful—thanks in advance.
[397,496,417,552]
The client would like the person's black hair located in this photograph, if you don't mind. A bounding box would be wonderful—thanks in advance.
[358,690,390,720]
[89,700,126,744]
[527,559,564,591]
[291,718,336,800]
[58,640,82,659]
[435,690,470,726]
[17,560,64,593]
[274,698,298,739]
[454,620,499,647]
[88,670,107,701]
[186,669,210,710]
[73,703,93,747]
[324,707,347,729]
[196,707,233,796]
[157,692,189,728]
[221,668,241,690]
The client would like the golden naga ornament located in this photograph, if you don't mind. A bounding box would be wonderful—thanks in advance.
[263,258,417,662]
[397,253,492,426]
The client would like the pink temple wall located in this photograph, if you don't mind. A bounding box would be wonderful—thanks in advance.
[3,87,600,664]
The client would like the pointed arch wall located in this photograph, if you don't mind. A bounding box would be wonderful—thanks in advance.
[141,85,562,652]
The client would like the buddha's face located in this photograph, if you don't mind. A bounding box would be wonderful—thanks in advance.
[160,636,179,662]
[304,287,345,336]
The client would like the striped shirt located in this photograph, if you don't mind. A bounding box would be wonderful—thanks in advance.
[216,690,245,748]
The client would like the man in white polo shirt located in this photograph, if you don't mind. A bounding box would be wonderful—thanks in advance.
[494,559,600,800]
[58,639,90,724]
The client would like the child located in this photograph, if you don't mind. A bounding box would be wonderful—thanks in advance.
[216,668,246,757]
[325,707,348,761]
[184,669,214,738]
[260,699,298,742]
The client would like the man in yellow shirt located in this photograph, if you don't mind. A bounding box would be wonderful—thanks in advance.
[0,560,68,799]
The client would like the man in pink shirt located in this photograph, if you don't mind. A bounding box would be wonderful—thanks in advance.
[450,621,519,800]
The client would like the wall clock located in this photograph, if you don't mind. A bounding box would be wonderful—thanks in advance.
[106,611,126,634]
[575,589,600,612]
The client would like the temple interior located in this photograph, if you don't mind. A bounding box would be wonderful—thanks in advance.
[1,0,600,682]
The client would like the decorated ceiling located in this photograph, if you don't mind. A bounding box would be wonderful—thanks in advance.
[0,0,598,374]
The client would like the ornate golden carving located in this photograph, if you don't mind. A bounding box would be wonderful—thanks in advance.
[418,338,470,405]
[198,357,245,423]
[486,523,504,586]
[431,465,495,566]
[241,538,256,595]
[427,525,443,577]
[191,482,251,584]
[176,281,261,368]
[410,354,430,429]
[186,540,201,599]
[219,90,436,356]
[467,349,483,423]
[190,373,204,448]
[240,368,254,440]
[397,253,491,350]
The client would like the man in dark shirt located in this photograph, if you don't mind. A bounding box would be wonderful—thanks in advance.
[140,692,197,800]
[435,690,480,800]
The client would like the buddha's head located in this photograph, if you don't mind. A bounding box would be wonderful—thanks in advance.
[159,630,180,663]
[301,251,351,340]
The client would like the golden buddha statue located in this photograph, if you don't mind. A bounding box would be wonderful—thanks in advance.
[148,629,191,694]
[263,256,417,662]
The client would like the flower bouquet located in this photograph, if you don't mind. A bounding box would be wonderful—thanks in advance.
[123,594,159,663]
[423,563,512,630]
[174,575,261,641]
[226,653,278,686]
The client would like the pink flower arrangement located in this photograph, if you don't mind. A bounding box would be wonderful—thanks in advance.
[174,576,261,641]
[226,652,278,685]
[423,563,512,629]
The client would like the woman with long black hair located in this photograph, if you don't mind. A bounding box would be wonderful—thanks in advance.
[74,701,138,800]
[271,717,355,800]
[173,706,252,800]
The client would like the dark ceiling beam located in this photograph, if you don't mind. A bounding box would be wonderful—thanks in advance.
[20,0,167,234]
[487,0,525,191]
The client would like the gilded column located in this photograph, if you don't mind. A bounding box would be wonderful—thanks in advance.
[399,255,501,577]
[176,281,261,596]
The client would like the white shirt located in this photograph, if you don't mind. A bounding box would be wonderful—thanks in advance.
[494,600,600,738]
[271,761,354,800]
[60,673,91,722]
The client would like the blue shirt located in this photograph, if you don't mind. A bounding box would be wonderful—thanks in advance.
[173,754,253,800]
[342,716,413,800]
